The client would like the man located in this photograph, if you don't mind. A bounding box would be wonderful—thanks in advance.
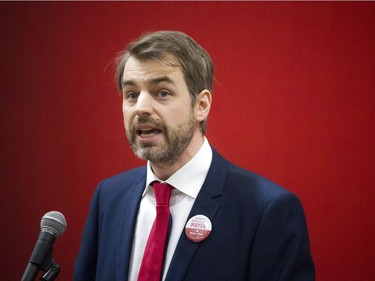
[74,30,315,281]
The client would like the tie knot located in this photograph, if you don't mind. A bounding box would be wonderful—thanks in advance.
[152,182,172,206]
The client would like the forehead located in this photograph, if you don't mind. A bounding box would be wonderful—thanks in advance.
[122,56,183,84]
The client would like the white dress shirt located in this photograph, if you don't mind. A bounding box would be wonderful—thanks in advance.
[128,137,213,281]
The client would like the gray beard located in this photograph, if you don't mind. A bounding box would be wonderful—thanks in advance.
[126,113,195,166]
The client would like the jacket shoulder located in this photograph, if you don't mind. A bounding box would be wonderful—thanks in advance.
[212,148,294,204]
[100,166,146,187]
[92,166,147,203]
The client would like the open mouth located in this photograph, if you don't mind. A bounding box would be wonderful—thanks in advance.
[137,128,162,137]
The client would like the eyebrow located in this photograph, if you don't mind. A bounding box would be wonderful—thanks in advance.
[122,76,175,89]
[149,76,174,85]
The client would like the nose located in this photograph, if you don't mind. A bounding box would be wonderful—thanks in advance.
[135,91,153,116]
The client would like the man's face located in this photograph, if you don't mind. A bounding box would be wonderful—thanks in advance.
[121,56,198,165]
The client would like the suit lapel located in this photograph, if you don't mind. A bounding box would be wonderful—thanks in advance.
[116,177,145,281]
[165,148,228,281]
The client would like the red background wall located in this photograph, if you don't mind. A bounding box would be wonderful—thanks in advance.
[1,2,374,280]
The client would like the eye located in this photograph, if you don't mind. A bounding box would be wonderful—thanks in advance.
[125,91,138,100]
[157,90,170,98]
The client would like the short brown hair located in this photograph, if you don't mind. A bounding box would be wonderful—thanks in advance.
[116,30,213,95]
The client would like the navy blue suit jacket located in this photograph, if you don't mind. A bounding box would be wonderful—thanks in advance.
[74,148,315,280]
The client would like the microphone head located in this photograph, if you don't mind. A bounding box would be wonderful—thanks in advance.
[40,211,67,237]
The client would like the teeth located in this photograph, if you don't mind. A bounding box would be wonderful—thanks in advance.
[138,129,160,136]
[141,130,153,135]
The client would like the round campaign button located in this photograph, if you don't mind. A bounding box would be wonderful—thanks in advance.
[185,215,212,243]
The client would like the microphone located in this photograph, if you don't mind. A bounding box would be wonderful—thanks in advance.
[21,211,67,281]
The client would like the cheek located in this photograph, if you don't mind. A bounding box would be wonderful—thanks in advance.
[168,108,194,127]
[122,107,132,129]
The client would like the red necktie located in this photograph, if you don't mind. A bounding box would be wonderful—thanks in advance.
[138,182,172,281]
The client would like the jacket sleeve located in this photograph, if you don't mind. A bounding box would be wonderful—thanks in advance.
[248,192,315,280]
[73,184,101,281]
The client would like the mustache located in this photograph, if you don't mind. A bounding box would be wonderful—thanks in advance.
[132,116,166,131]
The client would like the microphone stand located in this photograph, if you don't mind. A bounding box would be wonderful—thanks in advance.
[40,264,60,281]
[22,233,61,281]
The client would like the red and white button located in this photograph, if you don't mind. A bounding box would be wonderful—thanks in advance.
[185,215,212,242]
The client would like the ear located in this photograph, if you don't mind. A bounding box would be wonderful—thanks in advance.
[195,89,212,122]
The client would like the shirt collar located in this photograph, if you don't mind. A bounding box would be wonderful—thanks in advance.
[145,137,212,198]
